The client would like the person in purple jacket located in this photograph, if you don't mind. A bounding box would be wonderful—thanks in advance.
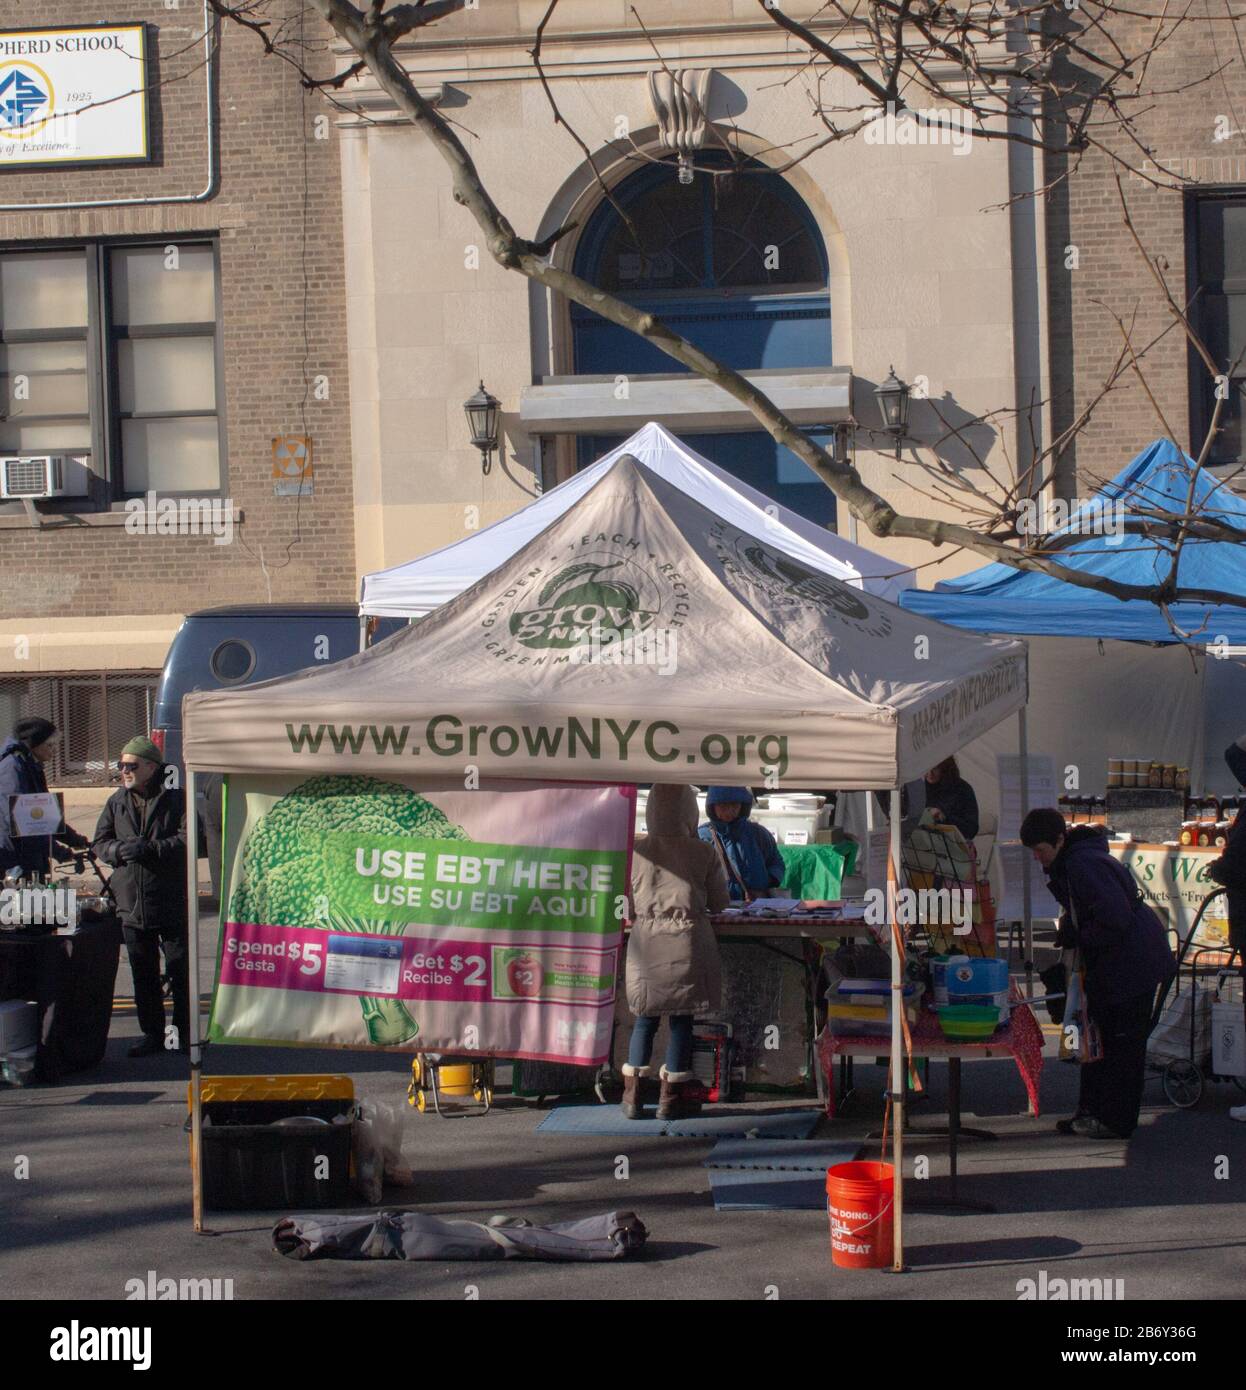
[1021,808,1177,1139]
[1207,735,1246,1124]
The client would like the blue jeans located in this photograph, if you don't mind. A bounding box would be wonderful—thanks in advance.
[627,1014,693,1072]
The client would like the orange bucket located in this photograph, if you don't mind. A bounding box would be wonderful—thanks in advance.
[826,1161,894,1269]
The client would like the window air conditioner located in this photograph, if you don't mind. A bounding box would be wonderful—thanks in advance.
[0,456,68,499]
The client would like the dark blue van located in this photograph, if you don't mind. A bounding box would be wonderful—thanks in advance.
[153,604,404,893]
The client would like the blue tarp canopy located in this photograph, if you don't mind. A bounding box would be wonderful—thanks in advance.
[900,439,1246,643]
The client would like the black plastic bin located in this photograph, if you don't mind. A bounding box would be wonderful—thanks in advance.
[195,1096,354,1211]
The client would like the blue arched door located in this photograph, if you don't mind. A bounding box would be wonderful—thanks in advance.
[571,155,836,525]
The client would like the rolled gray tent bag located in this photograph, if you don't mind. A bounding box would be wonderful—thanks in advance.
[273,1209,647,1261]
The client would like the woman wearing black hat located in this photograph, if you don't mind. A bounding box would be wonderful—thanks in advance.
[0,718,89,880]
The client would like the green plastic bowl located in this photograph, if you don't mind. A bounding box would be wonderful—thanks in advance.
[937,1004,1000,1022]
[935,1003,1000,1040]
[939,1021,998,1039]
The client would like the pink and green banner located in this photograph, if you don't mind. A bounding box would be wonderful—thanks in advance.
[208,774,635,1064]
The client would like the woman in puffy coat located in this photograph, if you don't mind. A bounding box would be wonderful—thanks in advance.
[623,784,730,1121]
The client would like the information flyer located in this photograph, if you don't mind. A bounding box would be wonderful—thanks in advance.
[209,775,635,1064]
[8,791,63,837]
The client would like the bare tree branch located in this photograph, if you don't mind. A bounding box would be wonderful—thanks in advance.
[206,0,1246,621]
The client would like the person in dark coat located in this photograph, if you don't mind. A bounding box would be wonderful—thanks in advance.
[698,786,786,902]
[0,717,89,879]
[1207,736,1246,1124]
[93,736,189,1058]
[1021,808,1177,1139]
[923,755,980,842]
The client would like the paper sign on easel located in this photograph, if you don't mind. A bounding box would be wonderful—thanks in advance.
[866,828,892,898]
[9,792,64,837]
[996,753,1057,843]
[998,841,1061,921]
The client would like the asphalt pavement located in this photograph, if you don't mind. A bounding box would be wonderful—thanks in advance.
[2,897,1244,1301]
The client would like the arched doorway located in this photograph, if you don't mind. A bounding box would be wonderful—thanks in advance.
[570,153,837,525]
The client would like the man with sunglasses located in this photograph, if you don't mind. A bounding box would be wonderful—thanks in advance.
[93,737,188,1059]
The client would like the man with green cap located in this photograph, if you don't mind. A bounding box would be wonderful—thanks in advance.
[93,736,188,1058]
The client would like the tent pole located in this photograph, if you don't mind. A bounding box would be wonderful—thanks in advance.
[889,787,905,1271]
[358,613,368,654]
[186,767,204,1233]
[1019,707,1033,994]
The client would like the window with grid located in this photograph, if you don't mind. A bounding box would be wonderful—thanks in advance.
[1189,194,1246,466]
[0,241,223,503]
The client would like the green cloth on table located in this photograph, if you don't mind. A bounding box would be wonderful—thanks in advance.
[777,841,859,901]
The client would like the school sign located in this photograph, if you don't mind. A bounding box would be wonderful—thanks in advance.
[0,25,149,167]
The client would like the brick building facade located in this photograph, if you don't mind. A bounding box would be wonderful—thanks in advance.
[0,1,353,780]
[1046,11,1246,494]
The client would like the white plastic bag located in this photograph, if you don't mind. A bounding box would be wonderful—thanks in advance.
[1147,985,1211,1068]
[352,1099,415,1202]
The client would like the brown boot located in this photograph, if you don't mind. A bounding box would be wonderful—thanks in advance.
[620,1064,648,1119]
[657,1066,700,1120]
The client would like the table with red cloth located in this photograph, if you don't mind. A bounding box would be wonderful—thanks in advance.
[816,989,1044,1120]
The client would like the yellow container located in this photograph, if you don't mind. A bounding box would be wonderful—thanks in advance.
[411,1057,476,1095]
[827,1002,889,1025]
[433,1064,476,1096]
[188,1074,355,1107]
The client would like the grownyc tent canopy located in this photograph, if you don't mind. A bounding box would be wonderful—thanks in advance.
[183,456,1027,788]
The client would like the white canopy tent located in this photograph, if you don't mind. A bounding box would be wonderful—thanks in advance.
[183,452,1028,1264]
[359,421,915,619]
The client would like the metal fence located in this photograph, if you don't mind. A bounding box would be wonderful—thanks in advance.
[0,671,159,786]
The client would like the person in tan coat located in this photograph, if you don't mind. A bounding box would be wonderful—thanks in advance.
[622,784,730,1120]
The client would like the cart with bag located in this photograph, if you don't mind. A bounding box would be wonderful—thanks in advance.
[1146,887,1245,1108]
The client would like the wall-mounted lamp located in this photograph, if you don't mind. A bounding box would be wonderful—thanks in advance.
[463,381,501,474]
[873,366,911,459]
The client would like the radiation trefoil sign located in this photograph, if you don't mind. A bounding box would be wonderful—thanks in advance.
[208,774,634,1064]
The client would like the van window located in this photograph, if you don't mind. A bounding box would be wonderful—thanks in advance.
[209,638,256,684]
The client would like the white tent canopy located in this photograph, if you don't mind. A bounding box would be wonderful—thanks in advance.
[186,454,1026,787]
[359,422,915,617]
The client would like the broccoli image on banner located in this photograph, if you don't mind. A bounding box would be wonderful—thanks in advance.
[230,775,470,1044]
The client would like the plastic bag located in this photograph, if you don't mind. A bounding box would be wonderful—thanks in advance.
[353,1099,414,1202]
[1147,985,1211,1068]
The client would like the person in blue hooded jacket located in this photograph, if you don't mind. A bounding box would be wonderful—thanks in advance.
[698,786,787,903]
